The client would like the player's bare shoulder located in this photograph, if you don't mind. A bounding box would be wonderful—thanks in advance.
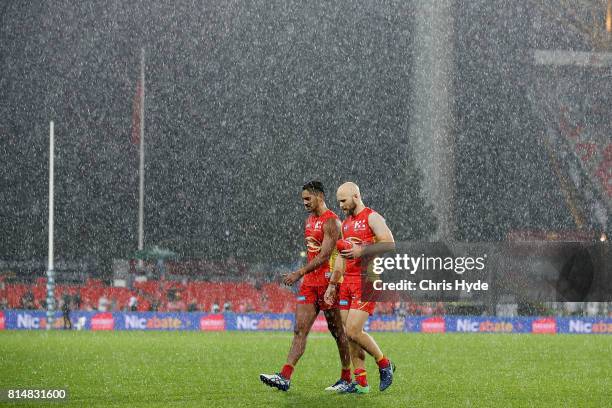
[367,211,394,243]
[323,216,342,233]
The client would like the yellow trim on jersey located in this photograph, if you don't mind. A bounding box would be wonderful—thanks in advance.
[329,248,344,284]
[329,247,338,271]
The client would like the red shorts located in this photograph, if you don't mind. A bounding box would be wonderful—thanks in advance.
[297,284,337,311]
[338,281,375,315]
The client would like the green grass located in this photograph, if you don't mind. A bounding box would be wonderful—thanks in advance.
[0,331,611,407]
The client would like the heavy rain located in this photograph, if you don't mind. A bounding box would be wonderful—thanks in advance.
[2,1,609,269]
[1,1,611,407]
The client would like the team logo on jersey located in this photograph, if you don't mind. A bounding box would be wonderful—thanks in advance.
[308,220,323,230]
[353,220,367,230]
[305,236,322,253]
[344,220,367,231]
[344,237,363,245]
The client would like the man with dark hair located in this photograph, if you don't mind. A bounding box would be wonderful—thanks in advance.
[260,181,352,392]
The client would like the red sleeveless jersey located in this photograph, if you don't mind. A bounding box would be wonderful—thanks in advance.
[342,207,376,284]
[303,209,339,287]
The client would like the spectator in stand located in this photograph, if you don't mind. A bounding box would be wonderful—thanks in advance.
[0,296,7,310]
[392,302,400,315]
[396,302,407,318]
[211,300,220,314]
[98,295,109,312]
[149,299,160,312]
[223,301,231,313]
[187,299,199,312]
[20,290,36,310]
[73,293,81,310]
[60,294,68,305]
[408,302,419,315]
[128,295,138,312]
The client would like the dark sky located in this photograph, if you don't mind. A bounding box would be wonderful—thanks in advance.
[1,0,578,268]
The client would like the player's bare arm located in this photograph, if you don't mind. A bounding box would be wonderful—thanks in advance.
[283,218,341,285]
[339,212,395,259]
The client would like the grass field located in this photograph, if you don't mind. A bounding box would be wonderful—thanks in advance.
[0,331,611,407]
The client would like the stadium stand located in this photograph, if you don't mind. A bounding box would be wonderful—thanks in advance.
[2,279,299,313]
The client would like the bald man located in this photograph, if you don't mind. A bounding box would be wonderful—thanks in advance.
[324,182,396,394]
